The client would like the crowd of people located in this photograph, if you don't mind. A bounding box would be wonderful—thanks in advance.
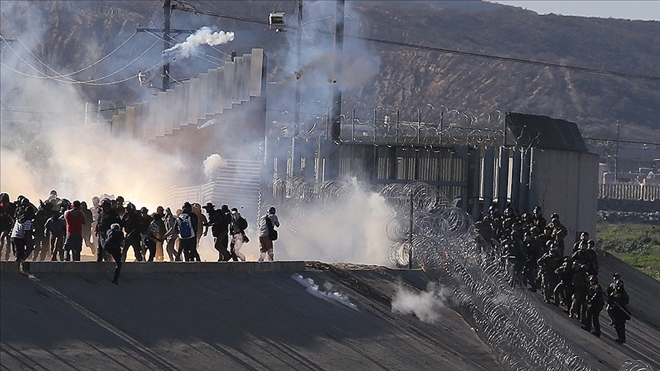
[0,190,280,284]
[475,205,631,344]
[0,190,631,342]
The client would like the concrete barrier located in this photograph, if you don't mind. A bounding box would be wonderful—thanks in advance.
[0,261,306,274]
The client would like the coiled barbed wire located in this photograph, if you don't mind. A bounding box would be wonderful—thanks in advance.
[274,179,597,370]
[383,182,591,371]
[620,360,655,371]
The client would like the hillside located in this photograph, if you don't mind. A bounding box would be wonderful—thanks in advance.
[1,0,659,146]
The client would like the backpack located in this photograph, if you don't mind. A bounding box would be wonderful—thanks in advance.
[177,213,195,239]
[265,215,278,241]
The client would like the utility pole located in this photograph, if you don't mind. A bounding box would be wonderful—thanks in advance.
[293,0,302,136]
[162,0,172,91]
[330,0,345,142]
[137,0,195,91]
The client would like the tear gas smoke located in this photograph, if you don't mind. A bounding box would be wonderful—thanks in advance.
[268,0,380,132]
[391,283,448,323]
[162,26,234,61]
[274,180,393,266]
[0,9,201,211]
[202,154,227,181]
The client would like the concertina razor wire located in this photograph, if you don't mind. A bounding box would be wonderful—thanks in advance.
[274,178,594,371]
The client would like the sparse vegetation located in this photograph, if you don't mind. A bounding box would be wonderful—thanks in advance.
[597,221,660,281]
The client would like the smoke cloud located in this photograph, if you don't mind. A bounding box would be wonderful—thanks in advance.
[267,0,381,135]
[1,2,385,265]
[162,26,234,61]
[391,283,449,323]
[202,153,227,181]
[0,3,188,211]
[273,180,393,266]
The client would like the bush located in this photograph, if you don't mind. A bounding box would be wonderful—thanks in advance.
[597,221,660,281]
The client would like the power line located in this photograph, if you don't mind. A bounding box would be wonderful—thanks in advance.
[355,35,660,82]
[172,6,660,82]
[1,35,162,85]
[20,31,138,78]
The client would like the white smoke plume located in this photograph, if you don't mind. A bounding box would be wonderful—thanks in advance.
[391,283,449,323]
[202,153,227,181]
[163,26,234,60]
[275,180,393,266]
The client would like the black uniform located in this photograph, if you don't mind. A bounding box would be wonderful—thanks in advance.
[581,280,605,337]
[607,283,630,343]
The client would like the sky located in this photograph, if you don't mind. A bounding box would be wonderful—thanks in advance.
[490,1,660,21]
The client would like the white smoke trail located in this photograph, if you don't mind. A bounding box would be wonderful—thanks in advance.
[163,26,234,60]
[202,154,227,181]
[198,119,216,129]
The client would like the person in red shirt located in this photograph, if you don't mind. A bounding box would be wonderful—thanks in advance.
[64,200,86,261]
